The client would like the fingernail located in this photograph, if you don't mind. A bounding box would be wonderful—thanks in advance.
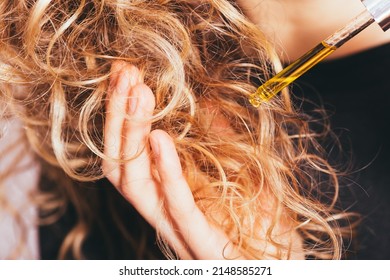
[117,71,131,95]
[150,136,160,157]
[129,94,138,114]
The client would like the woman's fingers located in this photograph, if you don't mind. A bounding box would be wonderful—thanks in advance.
[149,130,242,259]
[103,62,141,185]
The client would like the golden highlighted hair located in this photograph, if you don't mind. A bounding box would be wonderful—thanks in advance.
[0,0,354,259]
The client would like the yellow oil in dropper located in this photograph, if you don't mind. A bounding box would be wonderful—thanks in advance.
[249,9,375,107]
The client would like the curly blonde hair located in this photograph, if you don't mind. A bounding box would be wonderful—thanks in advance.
[0,0,354,259]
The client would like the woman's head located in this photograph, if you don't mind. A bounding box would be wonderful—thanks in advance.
[0,0,353,259]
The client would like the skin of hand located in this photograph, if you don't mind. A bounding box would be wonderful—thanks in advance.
[236,0,390,61]
[102,61,243,260]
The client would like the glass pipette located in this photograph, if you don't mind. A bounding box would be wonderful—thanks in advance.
[249,0,390,107]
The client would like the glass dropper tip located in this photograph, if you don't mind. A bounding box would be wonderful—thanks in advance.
[249,93,262,107]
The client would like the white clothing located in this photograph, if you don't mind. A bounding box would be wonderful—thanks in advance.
[0,117,40,259]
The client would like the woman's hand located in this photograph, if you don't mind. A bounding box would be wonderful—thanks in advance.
[102,61,242,260]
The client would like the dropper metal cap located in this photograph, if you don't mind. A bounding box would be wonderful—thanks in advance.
[361,0,390,31]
